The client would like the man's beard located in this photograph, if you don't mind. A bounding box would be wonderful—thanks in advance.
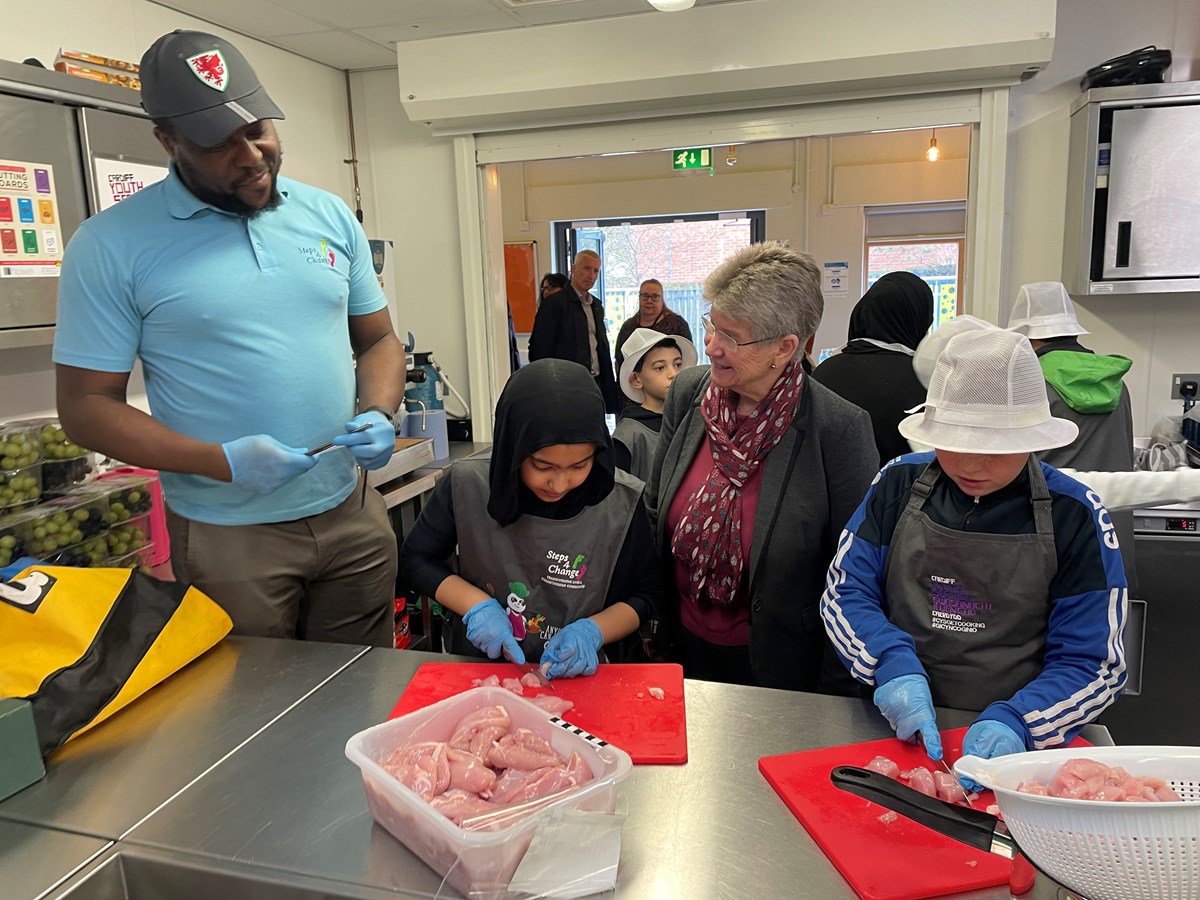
[175,149,284,217]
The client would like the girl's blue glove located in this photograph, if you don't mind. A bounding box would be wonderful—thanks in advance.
[463,598,524,664]
[874,674,942,760]
[541,619,603,679]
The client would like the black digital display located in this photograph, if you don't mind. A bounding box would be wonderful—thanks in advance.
[1166,517,1198,532]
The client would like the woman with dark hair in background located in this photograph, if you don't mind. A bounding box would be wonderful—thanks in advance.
[613,278,694,374]
[540,272,569,300]
[813,272,934,465]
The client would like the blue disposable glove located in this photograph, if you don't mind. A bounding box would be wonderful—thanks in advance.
[541,618,603,680]
[463,598,525,664]
[222,434,317,495]
[960,719,1026,791]
[873,674,943,761]
[331,411,395,470]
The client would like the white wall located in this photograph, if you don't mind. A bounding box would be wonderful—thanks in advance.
[349,69,471,414]
[1,0,355,422]
[1005,0,1200,435]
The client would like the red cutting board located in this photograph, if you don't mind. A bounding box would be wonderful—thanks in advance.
[389,662,687,764]
[758,728,1091,900]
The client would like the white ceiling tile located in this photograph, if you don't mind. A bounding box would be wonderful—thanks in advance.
[273,0,506,29]
[268,30,397,69]
[356,12,523,44]
[152,0,334,36]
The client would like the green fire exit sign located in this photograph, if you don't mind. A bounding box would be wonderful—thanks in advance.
[672,147,712,170]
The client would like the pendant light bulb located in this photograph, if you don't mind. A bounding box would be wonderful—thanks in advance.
[725,145,738,167]
[925,131,940,162]
[647,0,696,10]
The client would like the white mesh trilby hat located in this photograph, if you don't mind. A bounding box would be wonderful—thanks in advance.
[899,329,1079,454]
[1006,281,1089,340]
[912,315,999,389]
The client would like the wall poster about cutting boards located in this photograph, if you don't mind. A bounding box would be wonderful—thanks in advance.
[390,662,686,764]
[504,241,538,333]
[0,159,64,278]
[758,728,1091,900]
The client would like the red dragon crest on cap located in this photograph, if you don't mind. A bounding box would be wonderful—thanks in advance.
[185,50,228,92]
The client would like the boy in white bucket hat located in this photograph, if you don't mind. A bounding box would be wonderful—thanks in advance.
[613,328,697,482]
[821,329,1128,779]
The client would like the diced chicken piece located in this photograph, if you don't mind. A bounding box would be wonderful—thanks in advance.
[520,672,543,688]
[380,741,451,802]
[985,804,1001,816]
[907,767,937,798]
[501,677,525,695]
[530,695,575,715]
[486,727,566,771]
[470,674,502,688]
[446,747,497,796]
[1017,780,1050,795]
[865,756,901,779]
[877,811,898,824]
[449,705,512,759]
[934,770,964,804]
[648,686,665,700]
[429,789,505,827]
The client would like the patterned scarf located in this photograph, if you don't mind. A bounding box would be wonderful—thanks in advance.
[670,363,806,606]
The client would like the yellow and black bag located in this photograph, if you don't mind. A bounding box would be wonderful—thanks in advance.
[0,563,232,755]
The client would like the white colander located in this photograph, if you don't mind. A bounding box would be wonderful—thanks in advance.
[955,746,1200,900]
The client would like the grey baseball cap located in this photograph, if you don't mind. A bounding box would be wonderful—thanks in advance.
[139,30,284,148]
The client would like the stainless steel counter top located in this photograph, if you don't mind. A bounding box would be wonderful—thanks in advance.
[122,647,1111,900]
[0,637,367,840]
[0,820,109,900]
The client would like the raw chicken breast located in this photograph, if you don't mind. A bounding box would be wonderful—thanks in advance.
[380,741,450,802]
[933,770,963,804]
[446,747,497,796]
[501,678,525,695]
[530,695,575,715]
[486,727,566,771]
[449,705,512,759]
[429,789,505,828]
[520,672,545,688]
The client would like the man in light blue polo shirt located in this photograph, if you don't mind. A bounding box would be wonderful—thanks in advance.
[54,30,407,647]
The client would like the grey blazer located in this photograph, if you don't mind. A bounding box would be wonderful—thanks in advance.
[645,365,879,691]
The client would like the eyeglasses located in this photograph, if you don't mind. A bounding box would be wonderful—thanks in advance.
[638,292,663,301]
[701,314,779,353]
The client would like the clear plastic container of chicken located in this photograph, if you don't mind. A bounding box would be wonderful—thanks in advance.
[345,686,632,900]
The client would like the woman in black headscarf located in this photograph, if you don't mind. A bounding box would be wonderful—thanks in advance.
[399,359,659,677]
[812,272,934,465]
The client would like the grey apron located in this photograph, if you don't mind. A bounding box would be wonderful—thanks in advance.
[612,417,657,483]
[883,457,1057,712]
[448,459,641,662]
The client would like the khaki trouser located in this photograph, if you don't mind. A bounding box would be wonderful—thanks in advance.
[165,481,396,647]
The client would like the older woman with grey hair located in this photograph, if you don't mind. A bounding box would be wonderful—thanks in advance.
[645,242,879,690]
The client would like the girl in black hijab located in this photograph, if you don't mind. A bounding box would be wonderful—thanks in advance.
[399,360,659,677]
[812,272,934,464]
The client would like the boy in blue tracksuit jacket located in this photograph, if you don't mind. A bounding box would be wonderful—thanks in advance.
[821,329,1127,768]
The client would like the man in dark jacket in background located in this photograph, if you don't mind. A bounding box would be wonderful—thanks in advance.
[528,250,618,412]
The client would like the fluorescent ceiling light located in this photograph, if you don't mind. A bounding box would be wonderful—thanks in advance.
[648,0,696,10]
